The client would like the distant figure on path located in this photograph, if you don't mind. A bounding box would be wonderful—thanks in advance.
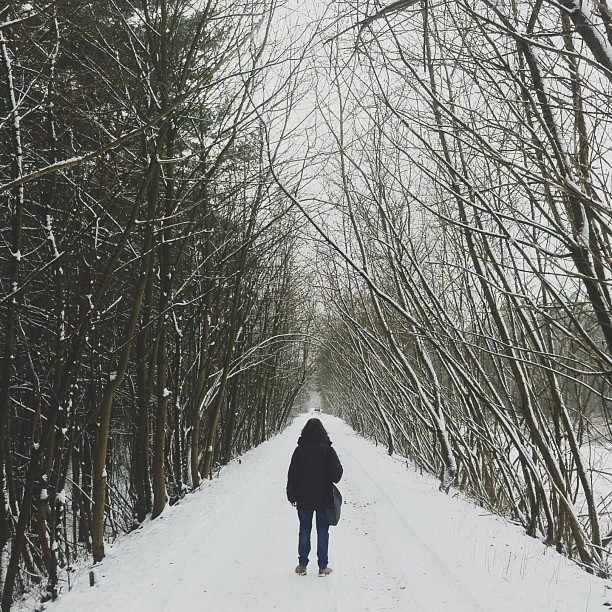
[287,417,343,577]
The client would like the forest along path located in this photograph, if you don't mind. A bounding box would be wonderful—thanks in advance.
[44,410,609,612]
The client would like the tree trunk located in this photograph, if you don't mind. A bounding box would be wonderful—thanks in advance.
[90,160,158,562]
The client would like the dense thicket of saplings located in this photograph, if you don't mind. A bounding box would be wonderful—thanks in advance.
[0,2,313,608]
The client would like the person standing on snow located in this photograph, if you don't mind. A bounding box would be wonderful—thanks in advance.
[286,417,343,577]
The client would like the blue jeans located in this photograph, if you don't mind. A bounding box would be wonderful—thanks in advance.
[297,509,329,569]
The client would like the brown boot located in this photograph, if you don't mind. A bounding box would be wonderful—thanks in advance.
[318,567,333,577]
[295,565,307,576]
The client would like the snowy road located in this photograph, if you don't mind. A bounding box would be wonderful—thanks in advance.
[37,405,610,612]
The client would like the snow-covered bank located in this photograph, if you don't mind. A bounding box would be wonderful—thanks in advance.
[20,412,611,611]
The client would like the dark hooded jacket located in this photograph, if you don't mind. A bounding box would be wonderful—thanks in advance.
[286,419,343,511]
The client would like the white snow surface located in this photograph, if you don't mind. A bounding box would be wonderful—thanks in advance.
[30,408,611,611]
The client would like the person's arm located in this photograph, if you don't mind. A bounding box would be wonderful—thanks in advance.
[287,448,299,503]
[328,446,343,483]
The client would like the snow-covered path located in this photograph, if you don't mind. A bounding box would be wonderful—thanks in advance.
[38,407,609,612]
